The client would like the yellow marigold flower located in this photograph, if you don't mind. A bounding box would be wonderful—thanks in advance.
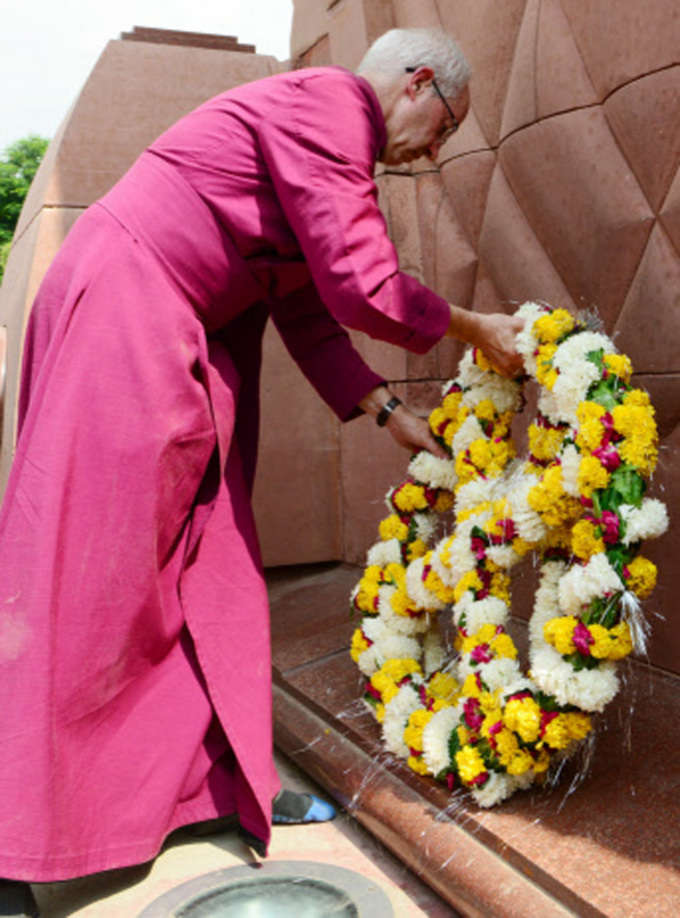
[578,401,606,425]
[469,438,493,470]
[453,570,484,604]
[381,658,422,682]
[461,673,482,699]
[490,633,518,659]
[588,623,614,659]
[619,435,658,475]
[542,714,573,750]
[475,349,494,372]
[503,697,541,743]
[493,411,514,438]
[543,526,572,553]
[479,690,501,714]
[379,514,409,542]
[456,500,492,524]
[495,728,520,766]
[390,587,417,618]
[425,568,456,604]
[528,464,581,527]
[512,537,535,557]
[403,709,434,752]
[375,703,386,722]
[406,538,428,561]
[407,754,430,776]
[429,406,448,435]
[544,616,578,655]
[431,698,453,712]
[454,450,477,484]
[442,391,463,418]
[462,623,498,652]
[489,438,515,473]
[624,389,650,408]
[576,419,605,454]
[625,556,657,599]
[533,308,575,343]
[481,714,503,741]
[427,672,459,704]
[455,745,487,783]
[434,491,454,513]
[393,482,429,513]
[578,455,610,498]
[535,343,558,387]
[438,535,456,568]
[475,399,497,422]
[604,353,632,383]
[612,403,656,439]
[607,621,633,660]
[571,519,605,561]
[350,628,370,663]
[490,571,511,604]
[533,749,551,774]
[529,424,565,461]
[563,712,592,741]
[457,725,470,746]
[506,749,534,776]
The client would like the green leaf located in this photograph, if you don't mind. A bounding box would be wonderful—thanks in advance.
[609,464,646,506]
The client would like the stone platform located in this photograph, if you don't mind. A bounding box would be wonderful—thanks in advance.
[268,562,680,918]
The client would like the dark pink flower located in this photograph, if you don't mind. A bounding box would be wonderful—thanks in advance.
[471,643,493,664]
[470,537,487,560]
[573,621,594,655]
[600,510,620,544]
[446,772,456,790]
[592,444,621,471]
[463,697,484,731]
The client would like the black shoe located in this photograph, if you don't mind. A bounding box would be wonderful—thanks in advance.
[0,880,39,918]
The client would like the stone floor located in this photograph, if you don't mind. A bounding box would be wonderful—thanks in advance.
[268,562,680,918]
[32,750,454,916]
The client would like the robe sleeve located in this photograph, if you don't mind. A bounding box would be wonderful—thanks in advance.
[257,71,451,355]
[270,281,385,422]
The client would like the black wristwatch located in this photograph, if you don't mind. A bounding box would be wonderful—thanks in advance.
[376,395,402,427]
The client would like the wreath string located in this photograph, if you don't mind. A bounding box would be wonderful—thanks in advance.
[350,302,668,807]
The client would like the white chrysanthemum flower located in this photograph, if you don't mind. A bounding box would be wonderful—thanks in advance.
[551,366,599,427]
[407,557,445,612]
[373,635,423,668]
[455,595,508,632]
[454,478,496,517]
[537,386,561,425]
[444,527,478,583]
[463,375,522,415]
[486,543,520,570]
[367,539,402,567]
[472,771,522,808]
[423,627,447,676]
[475,657,522,692]
[559,443,581,497]
[553,331,613,371]
[619,499,669,546]
[382,684,423,757]
[412,512,436,543]
[458,349,485,388]
[357,647,380,676]
[501,676,537,701]
[558,553,624,615]
[529,561,566,643]
[452,415,484,456]
[409,451,457,491]
[422,706,460,775]
[530,644,619,711]
[509,477,547,543]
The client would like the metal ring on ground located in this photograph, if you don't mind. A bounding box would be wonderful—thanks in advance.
[136,860,394,917]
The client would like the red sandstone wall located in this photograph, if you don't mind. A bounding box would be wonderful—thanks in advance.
[290,0,680,674]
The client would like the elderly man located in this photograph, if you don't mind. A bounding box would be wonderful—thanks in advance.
[0,25,522,912]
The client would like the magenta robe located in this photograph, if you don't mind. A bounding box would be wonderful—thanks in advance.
[0,68,450,880]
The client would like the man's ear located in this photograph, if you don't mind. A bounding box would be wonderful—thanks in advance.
[406,65,434,99]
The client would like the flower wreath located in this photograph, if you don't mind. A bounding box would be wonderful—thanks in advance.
[350,302,668,807]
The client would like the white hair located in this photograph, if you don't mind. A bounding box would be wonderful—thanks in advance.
[357,28,470,99]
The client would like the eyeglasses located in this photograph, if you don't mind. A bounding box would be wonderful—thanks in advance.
[405,66,460,142]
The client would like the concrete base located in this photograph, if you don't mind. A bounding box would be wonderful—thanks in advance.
[269,563,680,918]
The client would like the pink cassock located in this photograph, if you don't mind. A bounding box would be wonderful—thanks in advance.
[0,67,450,880]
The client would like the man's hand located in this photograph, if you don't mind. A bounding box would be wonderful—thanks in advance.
[473,312,526,377]
[358,386,447,458]
[385,405,448,458]
[448,305,526,378]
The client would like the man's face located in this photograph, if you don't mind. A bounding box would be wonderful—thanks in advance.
[380,70,470,166]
